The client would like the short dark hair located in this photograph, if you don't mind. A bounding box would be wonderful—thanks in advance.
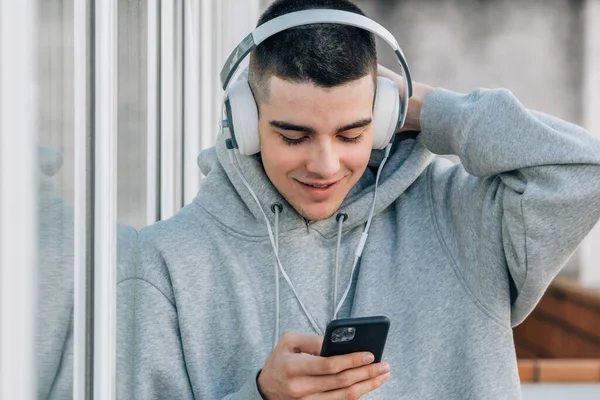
[248,0,377,106]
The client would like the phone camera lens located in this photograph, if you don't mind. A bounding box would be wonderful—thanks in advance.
[331,327,356,343]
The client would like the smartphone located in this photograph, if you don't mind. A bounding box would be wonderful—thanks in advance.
[320,316,390,363]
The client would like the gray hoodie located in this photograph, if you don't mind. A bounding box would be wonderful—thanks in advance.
[117,87,600,399]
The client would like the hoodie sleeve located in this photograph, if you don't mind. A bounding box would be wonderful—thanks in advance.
[120,280,264,399]
[118,229,265,400]
[118,278,196,399]
[420,87,600,326]
[220,370,265,399]
[117,226,194,399]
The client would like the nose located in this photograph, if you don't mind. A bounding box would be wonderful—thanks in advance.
[306,139,340,179]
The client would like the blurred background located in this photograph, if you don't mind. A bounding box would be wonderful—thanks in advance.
[1,0,599,398]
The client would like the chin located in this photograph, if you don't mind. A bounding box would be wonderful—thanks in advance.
[298,202,341,221]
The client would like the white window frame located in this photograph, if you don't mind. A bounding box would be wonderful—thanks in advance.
[157,0,261,216]
[0,0,39,398]
[159,0,184,220]
[147,0,161,225]
[73,0,100,398]
[93,0,118,398]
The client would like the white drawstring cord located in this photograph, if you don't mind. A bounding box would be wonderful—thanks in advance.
[272,204,281,348]
[333,213,346,320]
[333,142,393,319]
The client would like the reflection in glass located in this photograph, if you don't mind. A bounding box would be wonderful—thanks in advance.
[37,0,75,397]
[37,147,74,398]
[116,1,148,398]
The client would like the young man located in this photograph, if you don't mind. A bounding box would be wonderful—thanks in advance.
[118,0,600,398]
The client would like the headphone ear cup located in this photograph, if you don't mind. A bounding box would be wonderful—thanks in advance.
[225,80,260,155]
[372,76,400,150]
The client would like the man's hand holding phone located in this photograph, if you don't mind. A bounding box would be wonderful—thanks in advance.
[257,332,390,399]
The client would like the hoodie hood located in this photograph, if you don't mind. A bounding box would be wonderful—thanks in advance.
[195,127,435,338]
[195,129,434,239]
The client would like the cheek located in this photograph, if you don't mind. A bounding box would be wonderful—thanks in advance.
[261,138,303,177]
[342,141,372,173]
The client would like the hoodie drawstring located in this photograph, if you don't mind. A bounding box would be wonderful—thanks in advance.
[333,143,393,319]
[333,213,347,319]
[271,203,282,348]
[227,146,323,340]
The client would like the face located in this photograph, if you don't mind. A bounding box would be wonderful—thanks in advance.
[258,75,375,221]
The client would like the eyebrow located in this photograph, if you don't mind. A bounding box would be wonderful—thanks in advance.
[269,118,372,135]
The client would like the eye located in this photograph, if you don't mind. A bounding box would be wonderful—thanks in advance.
[338,134,364,144]
[279,134,308,146]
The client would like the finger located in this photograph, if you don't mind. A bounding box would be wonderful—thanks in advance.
[295,351,375,377]
[275,364,388,400]
[377,64,404,85]
[312,362,390,392]
[306,373,391,400]
[279,332,323,355]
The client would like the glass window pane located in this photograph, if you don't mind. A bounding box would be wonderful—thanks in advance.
[37,0,75,397]
[118,0,147,231]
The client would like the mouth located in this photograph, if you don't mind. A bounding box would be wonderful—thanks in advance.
[295,178,343,198]
[301,181,338,189]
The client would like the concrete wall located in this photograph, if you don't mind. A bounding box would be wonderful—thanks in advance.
[354,0,584,124]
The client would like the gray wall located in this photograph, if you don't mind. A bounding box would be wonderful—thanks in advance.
[354,0,583,125]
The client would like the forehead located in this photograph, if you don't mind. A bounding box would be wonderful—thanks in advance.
[265,75,375,115]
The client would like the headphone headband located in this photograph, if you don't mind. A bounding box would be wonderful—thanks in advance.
[220,10,412,101]
[220,9,413,149]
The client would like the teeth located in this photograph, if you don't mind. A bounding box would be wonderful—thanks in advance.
[308,183,330,188]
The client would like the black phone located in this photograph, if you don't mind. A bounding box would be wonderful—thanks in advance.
[320,316,390,363]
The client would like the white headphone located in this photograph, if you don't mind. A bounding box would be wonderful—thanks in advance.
[220,9,413,156]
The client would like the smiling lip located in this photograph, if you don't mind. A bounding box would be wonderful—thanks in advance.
[296,179,342,200]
